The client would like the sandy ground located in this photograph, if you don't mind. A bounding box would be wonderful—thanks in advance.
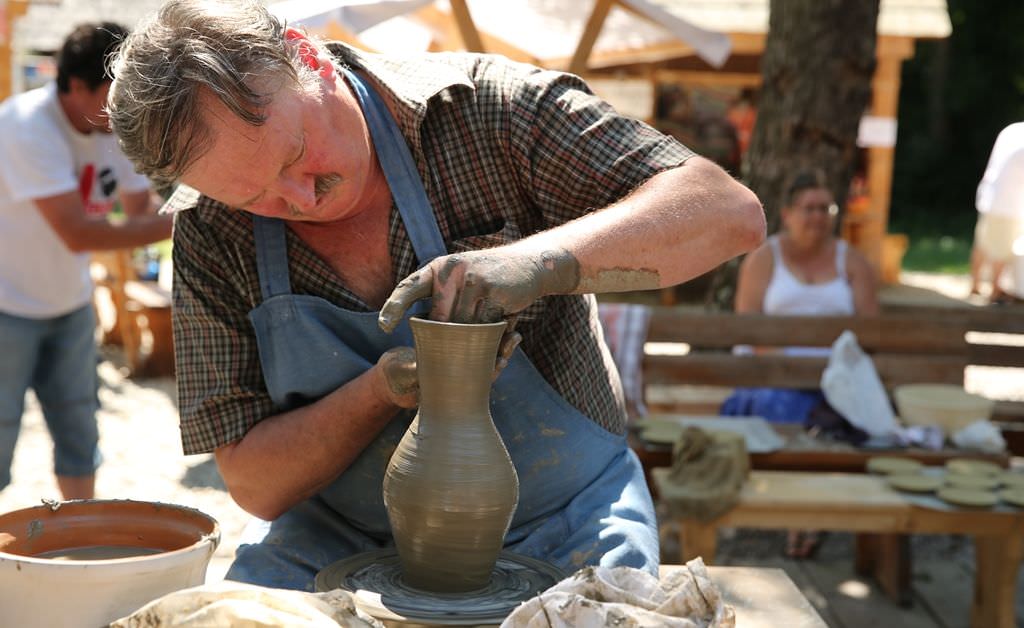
[0,353,247,583]
[0,270,1019,587]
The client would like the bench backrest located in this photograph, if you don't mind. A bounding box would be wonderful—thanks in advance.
[643,309,1024,391]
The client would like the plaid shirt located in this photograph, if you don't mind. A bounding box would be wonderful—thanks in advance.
[168,43,694,455]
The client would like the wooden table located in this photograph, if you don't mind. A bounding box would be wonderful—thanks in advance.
[631,422,1010,478]
[656,470,1024,628]
[683,565,828,627]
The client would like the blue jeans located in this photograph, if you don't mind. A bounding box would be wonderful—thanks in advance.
[0,305,100,491]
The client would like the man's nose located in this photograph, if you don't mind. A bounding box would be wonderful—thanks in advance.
[273,173,316,211]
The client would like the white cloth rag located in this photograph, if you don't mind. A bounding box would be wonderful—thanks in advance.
[820,330,901,438]
[110,581,384,628]
[501,559,735,628]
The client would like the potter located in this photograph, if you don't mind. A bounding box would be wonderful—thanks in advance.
[108,0,765,592]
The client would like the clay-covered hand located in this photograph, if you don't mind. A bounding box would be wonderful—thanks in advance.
[374,332,523,408]
[378,247,579,332]
[374,347,419,409]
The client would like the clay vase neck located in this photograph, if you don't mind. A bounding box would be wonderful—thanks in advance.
[383,317,519,593]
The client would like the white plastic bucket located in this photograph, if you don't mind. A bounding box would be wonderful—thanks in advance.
[0,499,219,627]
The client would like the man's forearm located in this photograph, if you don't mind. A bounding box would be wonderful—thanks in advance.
[517,156,765,295]
[214,365,402,520]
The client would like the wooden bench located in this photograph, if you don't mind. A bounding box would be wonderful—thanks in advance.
[632,307,1024,605]
[640,309,1024,450]
[654,470,1024,628]
[91,250,174,377]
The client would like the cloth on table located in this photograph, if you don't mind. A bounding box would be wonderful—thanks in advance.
[597,302,651,420]
[663,426,749,522]
[110,581,383,627]
[501,559,735,627]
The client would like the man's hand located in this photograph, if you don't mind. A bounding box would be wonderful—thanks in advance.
[378,248,579,332]
[373,331,523,409]
[375,347,419,408]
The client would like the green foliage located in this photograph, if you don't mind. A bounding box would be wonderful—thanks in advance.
[900,234,971,274]
[890,0,1024,234]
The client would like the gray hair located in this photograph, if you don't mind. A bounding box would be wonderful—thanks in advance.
[108,0,320,187]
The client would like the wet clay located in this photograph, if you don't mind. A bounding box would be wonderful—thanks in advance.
[315,548,564,625]
[35,546,165,560]
[0,499,219,558]
[383,318,519,593]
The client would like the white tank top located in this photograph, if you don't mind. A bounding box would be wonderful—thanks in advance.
[763,235,855,316]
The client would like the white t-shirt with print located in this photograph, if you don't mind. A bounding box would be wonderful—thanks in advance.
[0,82,150,318]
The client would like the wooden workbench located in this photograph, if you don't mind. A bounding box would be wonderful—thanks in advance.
[656,470,1024,628]
[692,565,827,627]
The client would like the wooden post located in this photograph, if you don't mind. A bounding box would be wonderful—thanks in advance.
[568,0,614,76]
[861,36,914,275]
[448,0,484,53]
[0,0,29,101]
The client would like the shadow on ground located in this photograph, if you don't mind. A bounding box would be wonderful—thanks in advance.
[181,457,227,491]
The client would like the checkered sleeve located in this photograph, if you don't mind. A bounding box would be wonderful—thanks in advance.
[172,208,274,454]
[506,69,695,227]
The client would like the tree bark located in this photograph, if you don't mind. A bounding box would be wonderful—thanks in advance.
[708,0,880,309]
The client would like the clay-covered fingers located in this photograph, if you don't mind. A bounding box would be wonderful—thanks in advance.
[379,268,435,333]
[375,347,419,408]
[492,328,522,382]
[430,252,546,324]
[381,249,562,331]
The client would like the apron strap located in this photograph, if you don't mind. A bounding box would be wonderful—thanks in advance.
[342,67,448,266]
[253,215,292,300]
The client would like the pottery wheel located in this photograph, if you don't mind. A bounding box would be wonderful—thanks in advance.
[315,548,564,625]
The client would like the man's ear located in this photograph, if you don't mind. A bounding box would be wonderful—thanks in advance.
[285,27,334,78]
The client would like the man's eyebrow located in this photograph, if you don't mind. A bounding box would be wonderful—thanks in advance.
[238,138,305,209]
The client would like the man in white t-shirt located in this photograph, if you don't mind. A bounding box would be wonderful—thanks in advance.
[0,23,172,499]
[969,122,1024,302]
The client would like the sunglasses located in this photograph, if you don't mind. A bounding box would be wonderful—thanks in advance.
[793,202,839,217]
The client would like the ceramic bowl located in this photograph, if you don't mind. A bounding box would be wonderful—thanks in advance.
[894,384,994,436]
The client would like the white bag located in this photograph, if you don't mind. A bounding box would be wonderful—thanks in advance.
[820,330,900,438]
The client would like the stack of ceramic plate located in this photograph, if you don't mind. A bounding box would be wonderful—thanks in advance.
[866,456,923,476]
[867,457,943,494]
[939,459,1003,507]
[868,456,1024,508]
[1000,471,1024,507]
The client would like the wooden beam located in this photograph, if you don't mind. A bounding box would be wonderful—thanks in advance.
[0,0,30,101]
[654,69,761,88]
[448,0,484,53]
[565,32,763,72]
[644,354,967,389]
[646,312,969,354]
[569,0,615,76]
[324,22,375,53]
[413,5,536,63]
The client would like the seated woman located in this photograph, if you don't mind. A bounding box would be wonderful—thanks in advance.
[721,170,878,557]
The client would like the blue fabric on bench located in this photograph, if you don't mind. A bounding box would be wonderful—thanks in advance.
[720,388,824,424]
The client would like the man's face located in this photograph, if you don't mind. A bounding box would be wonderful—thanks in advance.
[71,79,113,132]
[181,79,377,223]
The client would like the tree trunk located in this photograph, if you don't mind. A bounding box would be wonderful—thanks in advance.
[707,0,880,309]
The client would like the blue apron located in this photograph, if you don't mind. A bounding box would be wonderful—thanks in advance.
[226,68,658,591]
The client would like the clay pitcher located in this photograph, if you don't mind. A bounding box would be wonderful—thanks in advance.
[383,317,519,592]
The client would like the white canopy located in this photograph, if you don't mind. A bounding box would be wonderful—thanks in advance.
[268,0,733,68]
[11,0,950,70]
